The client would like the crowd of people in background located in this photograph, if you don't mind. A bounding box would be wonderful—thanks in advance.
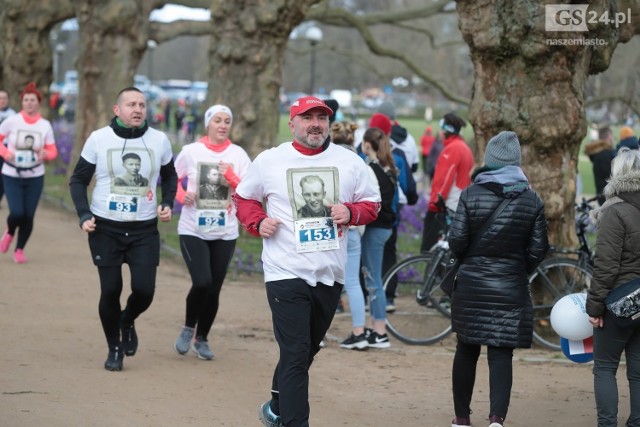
[4,83,640,427]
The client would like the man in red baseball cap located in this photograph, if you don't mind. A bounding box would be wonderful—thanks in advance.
[234,95,380,426]
[288,95,333,120]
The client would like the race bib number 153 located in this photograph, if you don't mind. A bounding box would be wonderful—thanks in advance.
[294,218,339,253]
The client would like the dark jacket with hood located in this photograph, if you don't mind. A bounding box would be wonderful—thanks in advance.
[616,135,639,153]
[584,139,615,205]
[390,124,419,172]
[448,165,548,348]
[586,170,640,317]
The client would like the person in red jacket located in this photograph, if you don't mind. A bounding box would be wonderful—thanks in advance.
[420,112,474,253]
[420,126,436,176]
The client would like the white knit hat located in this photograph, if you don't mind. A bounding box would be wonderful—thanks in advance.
[204,105,233,129]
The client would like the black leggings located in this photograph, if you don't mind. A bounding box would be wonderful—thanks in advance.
[97,264,156,347]
[179,235,236,340]
[452,339,514,420]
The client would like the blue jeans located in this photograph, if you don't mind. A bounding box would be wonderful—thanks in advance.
[345,228,365,328]
[593,310,640,427]
[361,226,392,321]
[3,174,44,250]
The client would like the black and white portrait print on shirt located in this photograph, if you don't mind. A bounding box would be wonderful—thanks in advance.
[288,167,338,220]
[109,148,155,195]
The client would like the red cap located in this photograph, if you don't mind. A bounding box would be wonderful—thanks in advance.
[289,96,333,120]
[369,113,392,136]
[20,82,42,102]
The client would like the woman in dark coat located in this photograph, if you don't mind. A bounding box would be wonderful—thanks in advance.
[447,131,548,427]
[586,147,640,427]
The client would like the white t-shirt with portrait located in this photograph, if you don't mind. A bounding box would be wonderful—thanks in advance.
[80,125,174,222]
[235,141,380,287]
[0,113,55,178]
[174,142,251,240]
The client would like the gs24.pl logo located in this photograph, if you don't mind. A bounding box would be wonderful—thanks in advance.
[545,4,632,32]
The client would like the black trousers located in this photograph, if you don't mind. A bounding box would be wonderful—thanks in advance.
[420,210,447,253]
[266,278,343,427]
[97,264,156,348]
[179,235,236,340]
[452,339,514,420]
[89,229,160,348]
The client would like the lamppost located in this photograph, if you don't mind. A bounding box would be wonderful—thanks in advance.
[147,40,157,83]
[55,43,66,86]
[305,26,323,96]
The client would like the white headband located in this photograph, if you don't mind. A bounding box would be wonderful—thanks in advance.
[204,105,233,129]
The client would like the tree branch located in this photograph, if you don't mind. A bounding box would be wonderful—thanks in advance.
[586,95,640,119]
[149,20,211,43]
[288,43,390,79]
[394,22,465,49]
[307,0,452,25]
[310,7,469,105]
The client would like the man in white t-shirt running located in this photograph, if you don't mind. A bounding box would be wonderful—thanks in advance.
[234,96,380,427]
[69,87,177,372]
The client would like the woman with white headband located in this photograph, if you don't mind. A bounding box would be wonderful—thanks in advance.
[172,104,251,360]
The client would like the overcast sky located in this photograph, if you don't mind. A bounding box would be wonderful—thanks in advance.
[150,4,210,22]
[61,4,210,30]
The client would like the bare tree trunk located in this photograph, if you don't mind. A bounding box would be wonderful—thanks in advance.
[456,0,624,246]
[1,0,74,115]
[207,0,322,157]
[68,0,156,178]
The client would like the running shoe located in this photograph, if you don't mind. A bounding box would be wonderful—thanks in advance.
[340,333,368,350]
[13,249,27,264]
[121,322,138,356]
[104,346,124,371]
[174,326,195,355]
[489,415,505,427]
[451,416,471,427]
[192,338,214,360]
[366,331,391,348]
[0,230,12,253]
[386,299,396,313]
[258,400,282,427]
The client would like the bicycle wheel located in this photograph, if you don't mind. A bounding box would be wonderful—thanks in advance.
[383,254,452,345]
[529,257,593,350]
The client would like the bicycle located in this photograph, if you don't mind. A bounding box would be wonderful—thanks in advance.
[382,202,454,345]
[383,195,598,349]
[529,196,597,350]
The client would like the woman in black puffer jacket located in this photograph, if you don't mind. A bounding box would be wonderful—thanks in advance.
[447,131,548,427]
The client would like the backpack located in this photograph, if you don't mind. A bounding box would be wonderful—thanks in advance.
[393,148,418,205]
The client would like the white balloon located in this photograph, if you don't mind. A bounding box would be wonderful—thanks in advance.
[550,293,593,341]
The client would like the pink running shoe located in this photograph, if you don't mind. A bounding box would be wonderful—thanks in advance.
[13,249,27,264]
[0,230,13,253]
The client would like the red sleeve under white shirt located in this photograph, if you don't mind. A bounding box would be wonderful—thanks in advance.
[0,112,57,178]
[174,141,251,240]
[234,141,380,287]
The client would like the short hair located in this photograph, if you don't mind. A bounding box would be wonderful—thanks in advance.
[300,175,325,190]
[122,152,141,162]
[441,112,466,135]
[24,134,35,141]
[116,87,144,103]
[611,147,640,178]
[598,126,612,140]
